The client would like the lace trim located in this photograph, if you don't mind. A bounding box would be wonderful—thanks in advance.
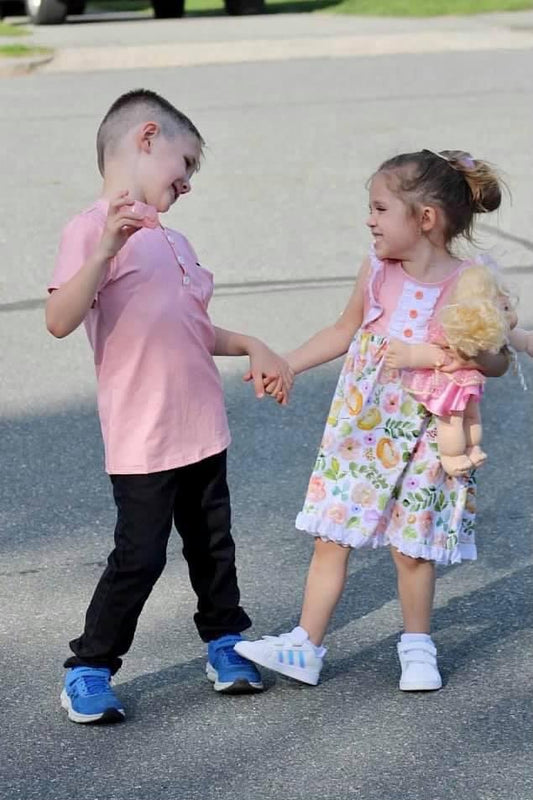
[295,513,476,566]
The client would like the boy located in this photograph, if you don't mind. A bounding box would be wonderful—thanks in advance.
[46,89,292,724]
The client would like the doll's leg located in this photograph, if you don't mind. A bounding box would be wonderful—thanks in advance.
[436,412,474,477]
[463,399,487,468]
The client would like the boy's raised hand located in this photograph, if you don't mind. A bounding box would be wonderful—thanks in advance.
[98,191,145,260]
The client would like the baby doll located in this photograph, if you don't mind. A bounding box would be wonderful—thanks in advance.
[401,264,532,477]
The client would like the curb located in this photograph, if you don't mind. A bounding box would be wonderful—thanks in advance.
[0,51,54,78]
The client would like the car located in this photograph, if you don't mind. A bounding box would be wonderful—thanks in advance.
[0,0,264,25]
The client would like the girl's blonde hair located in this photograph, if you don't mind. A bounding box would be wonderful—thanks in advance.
[440,264,513,357]
[376,149,503,246]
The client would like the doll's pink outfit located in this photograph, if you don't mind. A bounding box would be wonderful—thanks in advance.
[401,324,485,415]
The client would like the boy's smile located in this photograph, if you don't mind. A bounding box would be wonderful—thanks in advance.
[139,131,202,213]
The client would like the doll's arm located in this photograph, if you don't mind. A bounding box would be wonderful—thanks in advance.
[384,339,448,370]
[509,327,533,357]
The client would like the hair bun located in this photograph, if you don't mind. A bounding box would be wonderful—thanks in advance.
[472,179,502,213]
[443,151,503,215]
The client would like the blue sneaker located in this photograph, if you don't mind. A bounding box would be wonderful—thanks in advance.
[60,666,125,724]
[206,634,264,694]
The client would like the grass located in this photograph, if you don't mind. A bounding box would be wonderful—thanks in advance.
[0,21,30,35]
[329,0,533,15]
[0,43,52,57]
[89,0,533,14]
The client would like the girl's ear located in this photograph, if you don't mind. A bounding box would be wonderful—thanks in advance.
[137,121,160,154]
[420,205,438,232]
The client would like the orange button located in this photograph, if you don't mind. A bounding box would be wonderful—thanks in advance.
[409,309,418,319]
[415,290,424,300]
[404,328,413,338]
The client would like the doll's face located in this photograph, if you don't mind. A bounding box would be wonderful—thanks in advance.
[499,294,518,330]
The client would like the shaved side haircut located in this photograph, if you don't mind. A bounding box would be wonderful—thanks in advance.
[96,89,204,176]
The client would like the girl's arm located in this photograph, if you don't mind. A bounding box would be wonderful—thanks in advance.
[287,258,370,375]
[386,341,510,377]
[509,327,533,357]
[464,348,510,378]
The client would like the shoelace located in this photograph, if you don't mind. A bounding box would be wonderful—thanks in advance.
[76,674,112,696]
[218,645,250,666]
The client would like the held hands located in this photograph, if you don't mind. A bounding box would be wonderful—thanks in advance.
[242,342,294,405]
[97,191,145,261]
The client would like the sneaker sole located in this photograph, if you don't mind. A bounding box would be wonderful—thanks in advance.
[205,664,264,694]
[234,642,320,686]
[60,689,126,724]
[399,679,442,692]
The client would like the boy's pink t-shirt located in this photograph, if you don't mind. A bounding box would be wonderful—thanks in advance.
[49,200,231,475]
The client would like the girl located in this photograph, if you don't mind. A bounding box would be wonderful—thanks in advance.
[236,149,509,691]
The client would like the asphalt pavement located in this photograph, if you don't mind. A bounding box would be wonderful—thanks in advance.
[1,11,532,800]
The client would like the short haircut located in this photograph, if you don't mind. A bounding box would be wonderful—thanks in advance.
[96,89,204,176]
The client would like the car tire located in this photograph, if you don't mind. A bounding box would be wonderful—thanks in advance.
[25,0,67,23]
[151,0,184,18]
[224,0,265,14]
[0,0,24,18]
[67,0,84,13]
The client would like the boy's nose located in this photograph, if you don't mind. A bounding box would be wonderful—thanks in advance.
[180,180,191,195]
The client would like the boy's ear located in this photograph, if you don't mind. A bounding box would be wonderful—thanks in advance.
[137,121,160,153]
[420,205,438,232]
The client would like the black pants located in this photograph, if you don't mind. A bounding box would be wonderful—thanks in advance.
[65,450,251,674]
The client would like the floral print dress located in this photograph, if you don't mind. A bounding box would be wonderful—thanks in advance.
[295,250,477,565]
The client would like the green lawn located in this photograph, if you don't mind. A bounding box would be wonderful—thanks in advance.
[0,21,30,35]
[89,0,533,13]
[0,43,51,56]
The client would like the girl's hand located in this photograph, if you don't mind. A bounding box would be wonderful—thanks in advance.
[384,340,412,370]
[438,347,477,373]
[97,191,144,260]
[384,339,449,370]
[263,374,293,405]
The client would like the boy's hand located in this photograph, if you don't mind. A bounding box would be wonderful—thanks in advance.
[97,191,145,260]
[242,343,294,405]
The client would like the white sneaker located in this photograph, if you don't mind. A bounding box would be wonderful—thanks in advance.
[234,629,323,686]
[397,639,442,691]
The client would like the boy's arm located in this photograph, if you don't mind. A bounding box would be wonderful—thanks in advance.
[46,192,143,338]
[46,249,112,338]
[285,258,370,375]
[213,327,293,402]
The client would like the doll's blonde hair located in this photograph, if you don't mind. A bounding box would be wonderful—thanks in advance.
[440,263,513,358]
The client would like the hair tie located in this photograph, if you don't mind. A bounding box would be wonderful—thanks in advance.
[423,149,475,170]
